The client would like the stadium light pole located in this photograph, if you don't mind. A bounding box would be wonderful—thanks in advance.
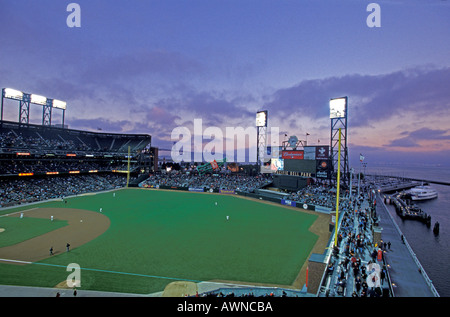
[330,97,349,187]
[0,89,3,126]
[358,153,364,198]
[349,167,354,201]
[126,146,131,188]
[43,98,53,126]
[334,128,342,247]
[19,93,31,126]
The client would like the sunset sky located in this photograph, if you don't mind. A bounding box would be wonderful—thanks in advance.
[1,0,449,167]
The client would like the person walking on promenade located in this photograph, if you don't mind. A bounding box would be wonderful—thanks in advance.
[380,267,386,286]
[355,275,362,294]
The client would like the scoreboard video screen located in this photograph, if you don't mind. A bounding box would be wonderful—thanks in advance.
[274,145,331,178]
[283,159,316,173]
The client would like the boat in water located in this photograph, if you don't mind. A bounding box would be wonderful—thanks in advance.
[408,184,438,201]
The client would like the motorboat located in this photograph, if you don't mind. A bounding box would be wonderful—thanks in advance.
[408,185,438,201]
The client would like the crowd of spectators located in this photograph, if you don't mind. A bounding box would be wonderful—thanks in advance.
[319,190,390,297]
[198,290,289,298]
[140,172,353,210]
[141,172,273,193]
[0,159,133,175]
[0,130,19,148]
[0,174,127,208]
[1,125,149,154]
[285,183,353,210]
[0,129,90,152]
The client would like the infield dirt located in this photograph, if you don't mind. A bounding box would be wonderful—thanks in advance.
[0,208,110,263]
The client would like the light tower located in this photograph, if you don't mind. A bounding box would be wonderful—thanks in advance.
[256,110,268,170]
[329,97,349,187]
[1,88,67,128]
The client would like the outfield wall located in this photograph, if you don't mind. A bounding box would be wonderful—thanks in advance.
[139,183,332,214]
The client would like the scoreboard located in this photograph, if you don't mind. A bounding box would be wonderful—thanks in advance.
[265,145,331,179]
[283,159,316,174]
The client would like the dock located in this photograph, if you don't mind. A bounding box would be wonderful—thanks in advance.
[376,180,420,193]
[383,193,432,225]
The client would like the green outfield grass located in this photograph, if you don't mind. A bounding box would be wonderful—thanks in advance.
[0,188,319,294]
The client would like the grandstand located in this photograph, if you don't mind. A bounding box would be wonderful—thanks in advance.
[0,120,151,156]
[0,120,152,207]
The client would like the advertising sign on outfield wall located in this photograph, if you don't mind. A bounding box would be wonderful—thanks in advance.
[281,199,296,207]
[219,189,236,194]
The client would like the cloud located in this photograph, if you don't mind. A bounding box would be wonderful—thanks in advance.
[59,65,450,159]
[81,50,203,85]
[150,90,256,128]
[264,66,450,128]
[385,128,450,148]
[350,144,450,167]
[385,137,419,148]
[407,128,450,141]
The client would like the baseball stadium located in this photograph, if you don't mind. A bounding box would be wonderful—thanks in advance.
[0,89,382,298]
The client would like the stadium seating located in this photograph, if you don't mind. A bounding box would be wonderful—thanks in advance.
[0,120,150,155]
[140,173,273,193]
[0,120,151,207]
[0,174,127,207]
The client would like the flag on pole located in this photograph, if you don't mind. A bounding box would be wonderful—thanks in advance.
[360,153,365,162]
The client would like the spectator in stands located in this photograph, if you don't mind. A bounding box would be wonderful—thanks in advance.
[0,174,128,208]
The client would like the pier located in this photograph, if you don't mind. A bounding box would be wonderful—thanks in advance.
[368,174,450,191]
[375,179,420,193]
[383,193,431,225]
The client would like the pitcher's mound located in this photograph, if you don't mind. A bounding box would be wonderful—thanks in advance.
[163,281,198,297]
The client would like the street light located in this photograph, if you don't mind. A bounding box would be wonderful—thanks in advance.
[349,168,355,201]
